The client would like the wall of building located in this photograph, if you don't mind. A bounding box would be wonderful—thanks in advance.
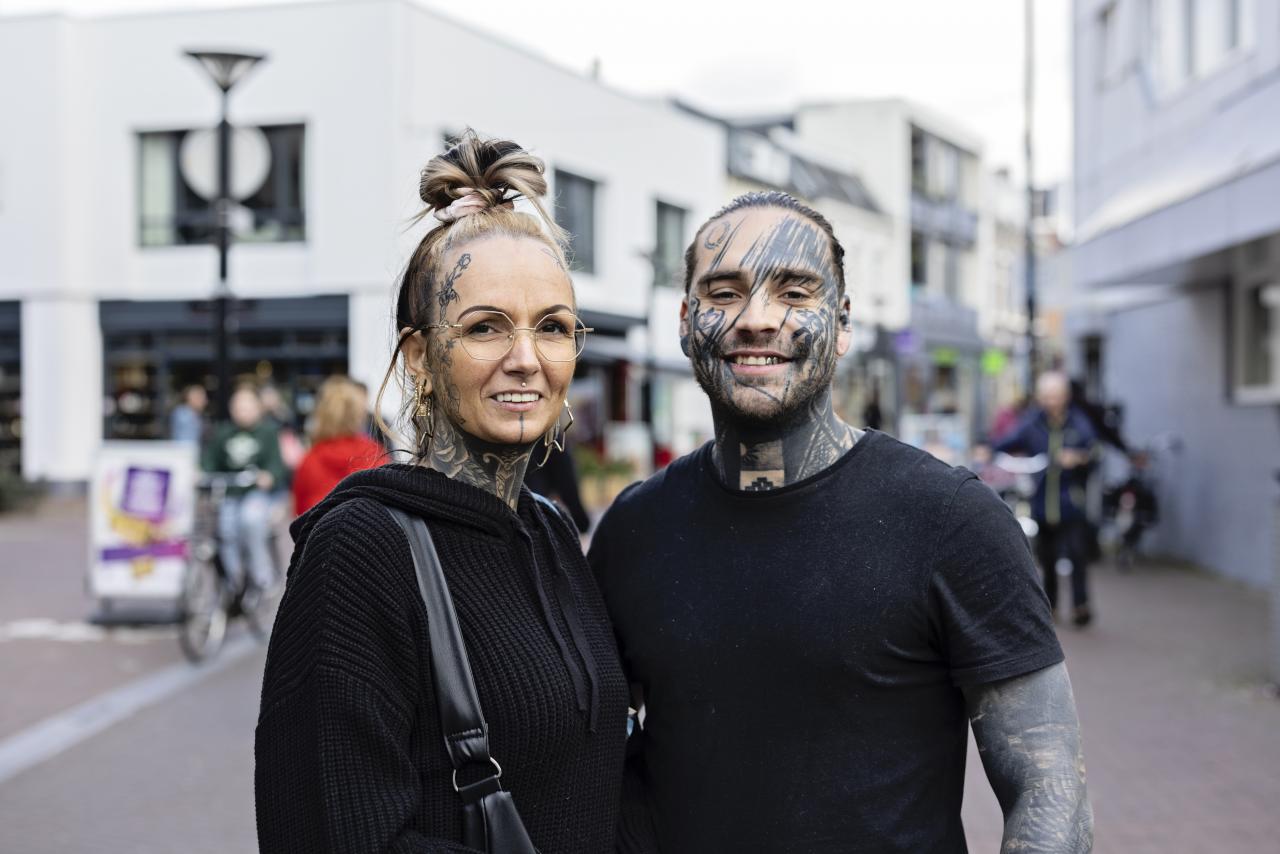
[1103,284,1278,586]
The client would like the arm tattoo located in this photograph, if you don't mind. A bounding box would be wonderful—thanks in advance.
[965,663,1094,853]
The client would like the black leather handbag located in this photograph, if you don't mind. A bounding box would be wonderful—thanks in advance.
[386,506,540,854]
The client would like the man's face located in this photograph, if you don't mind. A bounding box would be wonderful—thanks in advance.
[229,390,263,429]
[1036,375,1069,420]
[680,206,850,426]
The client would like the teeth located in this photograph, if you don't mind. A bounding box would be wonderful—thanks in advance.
[732,355,782,366]
[495,392,540,403]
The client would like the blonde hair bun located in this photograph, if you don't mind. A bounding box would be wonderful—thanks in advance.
[419,129,549,216]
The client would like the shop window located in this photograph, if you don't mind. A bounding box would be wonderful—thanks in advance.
[1233,279,1280,404]
[910,233,927,290]
[554,169,598,274]
[138,124,306,247]
[654,200,687,287]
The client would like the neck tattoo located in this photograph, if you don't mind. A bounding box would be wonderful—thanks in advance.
[711,389,862,492]
[422,407,533,510]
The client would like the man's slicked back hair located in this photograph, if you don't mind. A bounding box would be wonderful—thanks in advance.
[682,190,847,294]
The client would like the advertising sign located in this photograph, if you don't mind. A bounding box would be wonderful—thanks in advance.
[89,441,198,600]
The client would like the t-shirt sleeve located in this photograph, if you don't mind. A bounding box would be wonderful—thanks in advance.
[928,476,1064,686]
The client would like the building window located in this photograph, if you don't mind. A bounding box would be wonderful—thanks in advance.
[943,245,961,301]
[911,128,927,195]
[910,233,927,290]
[1145,0,1254,96]
[1097,1,1136,87]
[654,201,687,287]
[554,169,597,274]
[138,124,306,247]
[1234,279,1280,404]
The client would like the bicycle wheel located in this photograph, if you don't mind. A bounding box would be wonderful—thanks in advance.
[179,557,228,663]
[242,562,285,642]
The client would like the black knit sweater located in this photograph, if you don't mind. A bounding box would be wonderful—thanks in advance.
[255,464,629,853]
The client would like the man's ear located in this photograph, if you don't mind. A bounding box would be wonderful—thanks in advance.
[835,296,853,358]
[678,297,692,358]
[399,327,432,395]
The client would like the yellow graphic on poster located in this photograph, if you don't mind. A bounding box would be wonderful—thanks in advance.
[89,442,198,600]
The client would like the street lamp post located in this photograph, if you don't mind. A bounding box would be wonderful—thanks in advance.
[183,49,266,420]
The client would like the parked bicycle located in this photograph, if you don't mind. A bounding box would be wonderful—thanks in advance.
[178,470,286,663]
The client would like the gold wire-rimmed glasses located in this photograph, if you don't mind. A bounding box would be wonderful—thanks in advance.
[428,310,593,362]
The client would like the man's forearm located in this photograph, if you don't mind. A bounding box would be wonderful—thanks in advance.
[965,663,1093,852]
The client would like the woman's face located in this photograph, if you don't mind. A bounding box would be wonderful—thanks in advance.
[412,235,576,448]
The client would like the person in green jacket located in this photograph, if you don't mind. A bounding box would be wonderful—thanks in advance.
[201,384,286,590]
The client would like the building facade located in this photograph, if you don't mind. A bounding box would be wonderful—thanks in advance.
[0,0,725,483]
[1070,0,1279,585]
[786,99,1028,446]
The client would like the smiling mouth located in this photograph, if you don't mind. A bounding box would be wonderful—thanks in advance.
[727,355,789,366]
[494,392,541,403]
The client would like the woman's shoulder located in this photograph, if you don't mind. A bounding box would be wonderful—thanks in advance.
[290,497,420,610]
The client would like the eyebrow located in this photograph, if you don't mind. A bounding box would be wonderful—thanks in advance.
[455,304,574,320]
[695,267,822,290]
[695,270,748,290]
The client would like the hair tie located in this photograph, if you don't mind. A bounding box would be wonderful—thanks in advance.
[433,188,515,224]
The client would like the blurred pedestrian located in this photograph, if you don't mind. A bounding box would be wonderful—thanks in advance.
[861,387,883,430]
[291,376,385,515]
[260,383,306,475]
[201,384,286,591]
[524,443,591,533]
[988,391,1029,444]
[169,383,207,444]
[994,371,1098,626]
[256,133,627,854]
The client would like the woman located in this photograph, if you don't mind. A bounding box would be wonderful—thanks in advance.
[255,133,629,853]
[291,375,383,515]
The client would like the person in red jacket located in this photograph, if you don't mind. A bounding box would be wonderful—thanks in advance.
[292,376,384,515]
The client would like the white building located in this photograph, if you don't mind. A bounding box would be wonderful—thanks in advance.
[0,0,725,484]
[776,99,1025,441]
[1069,0,1279,586]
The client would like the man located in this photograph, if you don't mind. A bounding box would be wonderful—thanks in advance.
[993,372,1098,627]
[589,192,1092,853]
[201,384,286,591]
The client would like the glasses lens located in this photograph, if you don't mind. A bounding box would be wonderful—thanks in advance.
[534,314,586,362]
[458,313,515,360]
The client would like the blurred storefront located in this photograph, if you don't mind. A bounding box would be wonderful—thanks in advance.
[100,297,348,440]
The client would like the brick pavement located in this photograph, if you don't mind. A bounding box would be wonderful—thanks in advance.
[4,498,1278,851]
[961,558,1280,852]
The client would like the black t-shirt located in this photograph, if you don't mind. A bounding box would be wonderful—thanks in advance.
[589,430,1063,853]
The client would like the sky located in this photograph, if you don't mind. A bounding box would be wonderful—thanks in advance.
[1,0,1074,185]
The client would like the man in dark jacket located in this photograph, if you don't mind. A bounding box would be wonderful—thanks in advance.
[994,371,1098,626]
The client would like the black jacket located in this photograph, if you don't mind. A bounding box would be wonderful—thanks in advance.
[255,464,629,853]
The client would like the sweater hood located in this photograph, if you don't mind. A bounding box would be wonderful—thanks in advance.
[290,463,519,549]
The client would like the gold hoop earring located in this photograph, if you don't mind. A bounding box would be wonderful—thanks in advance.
[538,400,575,468]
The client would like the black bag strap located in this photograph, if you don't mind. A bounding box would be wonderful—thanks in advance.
[385,507,499,797]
